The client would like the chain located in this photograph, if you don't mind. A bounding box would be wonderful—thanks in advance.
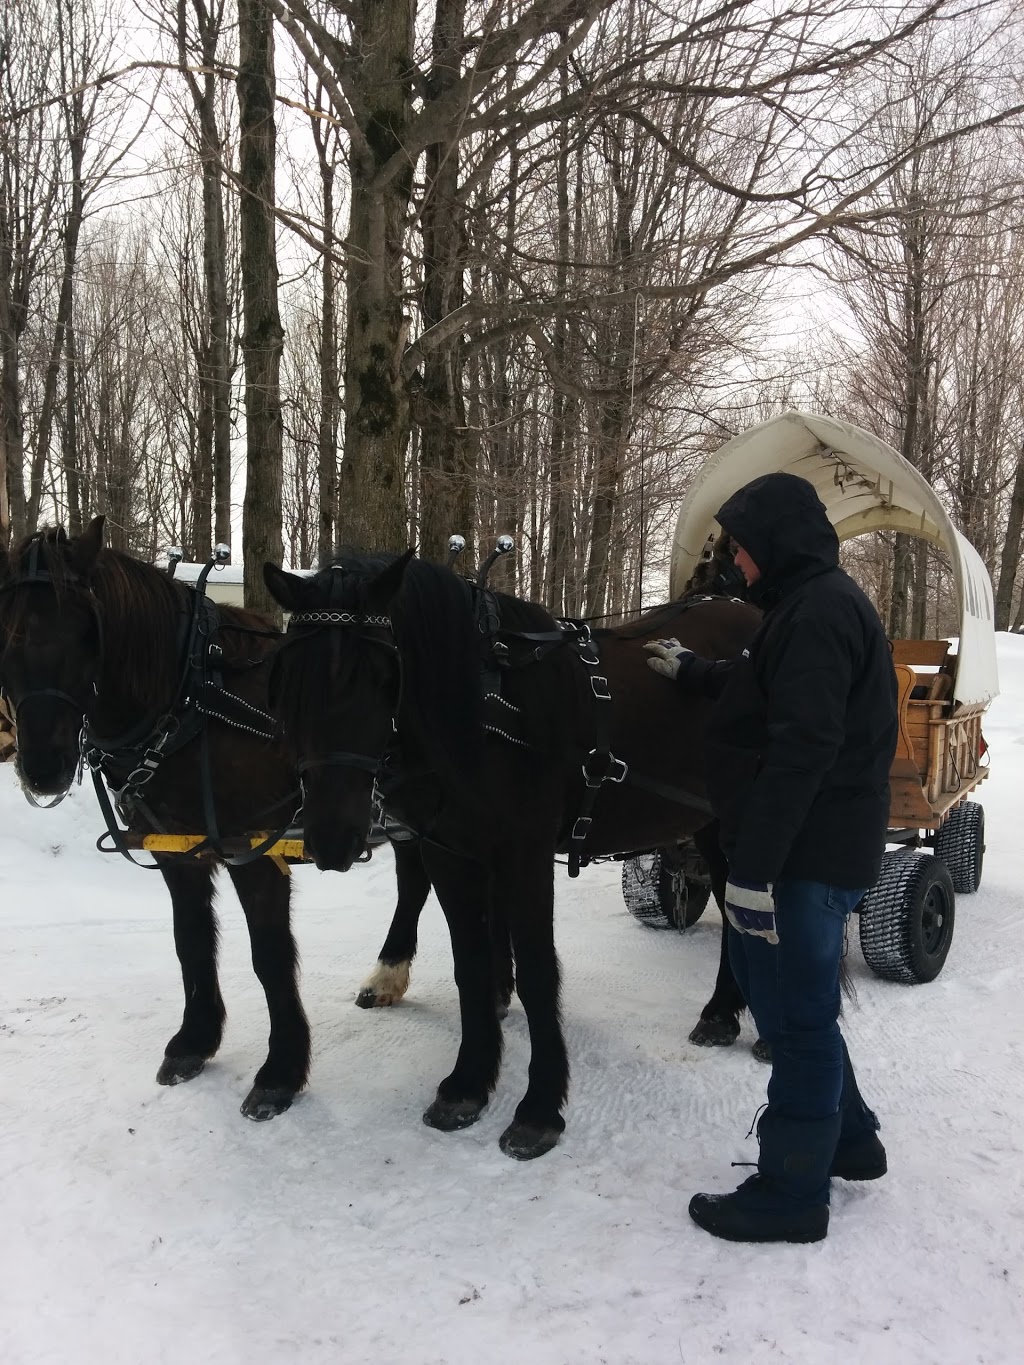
[289,611,391,627]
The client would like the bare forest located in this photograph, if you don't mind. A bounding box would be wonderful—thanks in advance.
[2,0,1023,628]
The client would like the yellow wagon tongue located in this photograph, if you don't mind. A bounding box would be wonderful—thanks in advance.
[128,832,310,873]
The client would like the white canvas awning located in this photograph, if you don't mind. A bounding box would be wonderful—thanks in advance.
[669,410,998,708]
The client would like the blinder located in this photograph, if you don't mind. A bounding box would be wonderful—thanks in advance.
[279,596,399,782]
[0,532,103,728]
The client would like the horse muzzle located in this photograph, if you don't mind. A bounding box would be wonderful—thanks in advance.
[304,822,368,873]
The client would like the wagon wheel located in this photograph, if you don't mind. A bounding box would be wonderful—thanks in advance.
[658,844,711,929]
[621,848,710,930]
[932,801,985,894]
[858,852,956,984]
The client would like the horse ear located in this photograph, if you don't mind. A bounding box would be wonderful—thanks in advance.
[263,562,309,613]
[368,549,415,607]
[70,516,105,577]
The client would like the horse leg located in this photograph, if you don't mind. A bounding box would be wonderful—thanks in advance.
[494,849,567,1161]
[490,900,515,1019]
[356,838,430,1008]
[156,860,226,1085]
[226,859,311,1121]
[420,847,503,1133]
[688,824,745,1047]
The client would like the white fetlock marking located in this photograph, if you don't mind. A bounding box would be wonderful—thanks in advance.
[359,960,411,1006]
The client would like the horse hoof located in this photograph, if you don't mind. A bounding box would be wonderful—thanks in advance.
[156,1054,206,1086]
[498,1120,561,1160]
[688,1017,740,1048]
[422,1095,487,1132]
[240,1087,295,1121]
[752,1038,772,1064]
[356,964,409,1009]
[496,999,510,1021]
[355,988,393,1008]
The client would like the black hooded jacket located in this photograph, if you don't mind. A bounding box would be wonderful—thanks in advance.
[693,472,897,889]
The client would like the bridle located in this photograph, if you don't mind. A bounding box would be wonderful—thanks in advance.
[281,605,399,782]
[0,537,102,807]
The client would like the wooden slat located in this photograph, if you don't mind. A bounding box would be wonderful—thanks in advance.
[890,638,952,667]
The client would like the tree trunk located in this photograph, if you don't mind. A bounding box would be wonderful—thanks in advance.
[0,272,20,542]
[416,0,473,564]
[544,63,574,612]
[179,1,234,556]
[237,0,284,616]
[311,96,339,562]
[996,440,1024,631]
[338,0,414,552]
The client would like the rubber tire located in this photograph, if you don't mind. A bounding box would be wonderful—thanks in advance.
[621,848,709,931]
[932,801,985,894]
[858,852,956,984]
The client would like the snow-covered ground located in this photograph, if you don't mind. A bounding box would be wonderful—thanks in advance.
[3,641,1024,1365]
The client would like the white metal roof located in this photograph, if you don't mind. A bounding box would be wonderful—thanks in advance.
[669,410,998,708]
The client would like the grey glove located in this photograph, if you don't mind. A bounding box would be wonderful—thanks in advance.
[644,637,694,680]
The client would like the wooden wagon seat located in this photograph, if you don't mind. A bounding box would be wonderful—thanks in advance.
[888,640,986,828]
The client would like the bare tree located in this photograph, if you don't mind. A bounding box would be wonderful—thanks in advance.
[237,0,285,615]
[174,0,236,555]
[0,0,59,541]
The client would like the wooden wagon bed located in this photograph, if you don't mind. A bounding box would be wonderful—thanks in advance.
[889,638,988,830]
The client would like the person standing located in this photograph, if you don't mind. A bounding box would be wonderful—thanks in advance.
[646,472,896,1243]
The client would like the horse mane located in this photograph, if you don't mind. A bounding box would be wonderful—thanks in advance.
[395,561,579,780]
[1,529,275,713]
[386,556,491,778]
[602,532,747,640]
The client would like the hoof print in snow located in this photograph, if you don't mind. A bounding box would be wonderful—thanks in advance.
[688,1017,740,1047]
[498,1120,561,1160]
[422,1095,487,1132]
[240,1088,295,1121]
[156,1054,207,1086]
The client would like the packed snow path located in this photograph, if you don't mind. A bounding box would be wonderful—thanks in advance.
[3,640,1024,1364]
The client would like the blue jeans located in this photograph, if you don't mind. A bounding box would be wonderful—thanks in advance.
[728,879,878,1135]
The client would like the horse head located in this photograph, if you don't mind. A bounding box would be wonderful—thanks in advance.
[263,552,411,871]
[0,518,106,796]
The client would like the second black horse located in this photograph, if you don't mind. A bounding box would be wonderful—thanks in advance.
[264,551,760,1158]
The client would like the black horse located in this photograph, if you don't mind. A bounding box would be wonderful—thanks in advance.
[263,550,761,1158]
[0,519,435,1119]
[353,534,751,1046]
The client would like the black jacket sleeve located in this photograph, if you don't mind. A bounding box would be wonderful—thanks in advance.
[675,654,735,699]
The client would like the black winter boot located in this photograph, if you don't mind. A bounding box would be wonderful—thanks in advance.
[831,1131,887,1181]
[830,1038,886,1181]
[689,1110,841,1244]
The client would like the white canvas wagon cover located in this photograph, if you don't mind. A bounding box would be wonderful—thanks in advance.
[669,410,998,708]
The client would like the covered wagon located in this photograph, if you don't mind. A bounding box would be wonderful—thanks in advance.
[624,410,996,984]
